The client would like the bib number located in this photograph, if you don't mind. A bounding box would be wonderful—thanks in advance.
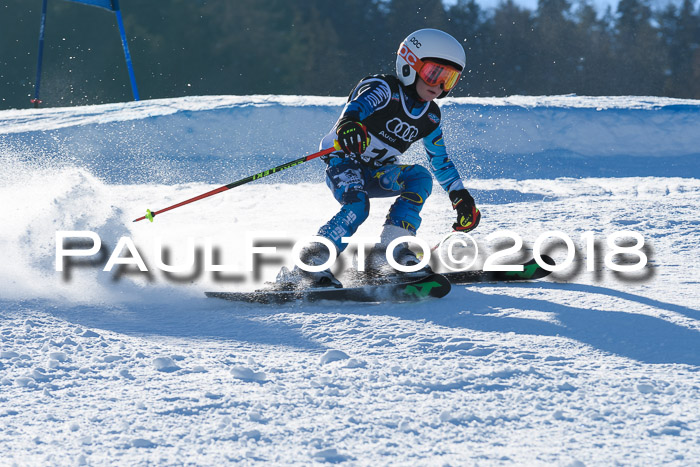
[359,137,401,167]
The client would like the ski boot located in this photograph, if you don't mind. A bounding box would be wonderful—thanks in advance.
[364,225,433,279]
[275,242,342,289]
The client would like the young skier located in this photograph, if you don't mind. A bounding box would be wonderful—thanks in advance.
[281,28,480,288]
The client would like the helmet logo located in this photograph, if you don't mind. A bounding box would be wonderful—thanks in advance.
[398,44,420,68]
[386,118,419,142]
[410,37,422,48]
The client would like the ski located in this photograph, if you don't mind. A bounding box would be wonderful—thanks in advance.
[205,273,451,304]
[443,255,555,284]
[351,255,556,286]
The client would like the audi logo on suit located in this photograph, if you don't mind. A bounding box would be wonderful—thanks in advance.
[385,118,419,142]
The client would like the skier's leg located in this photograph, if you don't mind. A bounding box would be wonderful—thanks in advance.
[316,157,371,252]
[364,164,434,272]
[361,164,434,232]
[383,164,433,234]
[279,158,370,287]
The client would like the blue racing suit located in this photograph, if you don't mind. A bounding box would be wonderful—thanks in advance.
[317,74,466,252]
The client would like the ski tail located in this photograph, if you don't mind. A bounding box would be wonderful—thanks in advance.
[206,273,451,304]
[442,255,555,284]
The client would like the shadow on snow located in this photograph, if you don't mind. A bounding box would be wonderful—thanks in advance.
[6,298,323,351]
[407,282,700,366]
[15,280,699,365]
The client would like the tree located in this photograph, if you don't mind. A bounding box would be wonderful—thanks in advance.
[487,0,536,95]
[3,0,700,110]
[444,0,490,96]
[571,0,617,95]
[530,0,578,94]
[613,0,666,95]
[384,0,449,51]
[659,0,700,97]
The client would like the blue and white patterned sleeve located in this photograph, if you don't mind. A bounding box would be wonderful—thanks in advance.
[338,78,392,123]
[423,126,465,193]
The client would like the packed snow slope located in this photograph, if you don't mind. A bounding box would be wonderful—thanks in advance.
[1,95,699,465]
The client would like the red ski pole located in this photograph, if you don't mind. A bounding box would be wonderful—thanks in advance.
[133,142,340,223]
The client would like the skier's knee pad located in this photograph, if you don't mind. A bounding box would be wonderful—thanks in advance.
[395,167,432,212]
[386,166,433,233]
[401,165,433,202]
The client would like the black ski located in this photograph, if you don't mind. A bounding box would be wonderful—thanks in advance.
[351,255,556,286]
[205,273,451,304]
[443,255,556,284]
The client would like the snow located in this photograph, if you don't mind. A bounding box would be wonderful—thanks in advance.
[0,95,699,465]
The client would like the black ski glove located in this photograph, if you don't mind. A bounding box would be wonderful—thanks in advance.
[336,120,370,157]
[449,189,481,232]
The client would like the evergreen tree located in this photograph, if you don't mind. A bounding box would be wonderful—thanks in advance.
[659,0,700,97]
[613,0,666,95]
[308,0,390,91]
[384,0,449,51]
[487,0,536,95]
[444,0,490,96]
[531,0,578,94]
[3,0,700,110]
[278,3,346,95]
[571,0,616,95]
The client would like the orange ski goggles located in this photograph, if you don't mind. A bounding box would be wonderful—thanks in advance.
[398,42,462,91]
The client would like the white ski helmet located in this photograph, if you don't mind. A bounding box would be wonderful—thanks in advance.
[396,28,466,98]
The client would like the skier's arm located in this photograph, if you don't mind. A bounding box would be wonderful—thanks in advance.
[334,78,391,157]
[423,126,465,193]
[338,78,392,124]
[424,127,481,232]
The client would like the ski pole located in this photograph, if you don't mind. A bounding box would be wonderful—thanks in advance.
[133,142,340,223]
